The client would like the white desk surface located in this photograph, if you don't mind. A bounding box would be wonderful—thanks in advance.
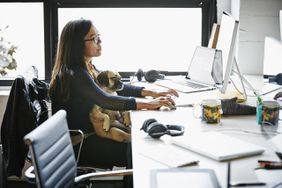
[131,80,282,188]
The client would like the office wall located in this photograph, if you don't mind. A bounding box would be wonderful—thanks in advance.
[218,0,282,75]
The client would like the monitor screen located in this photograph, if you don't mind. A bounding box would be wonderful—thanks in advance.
[216,11,239,93]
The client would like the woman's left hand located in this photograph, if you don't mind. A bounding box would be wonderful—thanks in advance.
[151,89,179,98]
[141,88,179,99]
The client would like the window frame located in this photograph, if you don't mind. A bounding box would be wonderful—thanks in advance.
[0,0,216,85]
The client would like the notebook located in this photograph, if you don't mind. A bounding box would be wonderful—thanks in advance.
[155,46,219,93]
[171,132,265,161]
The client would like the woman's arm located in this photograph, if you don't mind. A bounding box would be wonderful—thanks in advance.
[117,84,144,97]
[141,88,179,98]
[73,69,176,111]
[118,84,179,98]
[73,69,136,111]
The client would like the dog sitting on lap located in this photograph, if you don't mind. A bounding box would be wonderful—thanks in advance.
[89,70,131,142]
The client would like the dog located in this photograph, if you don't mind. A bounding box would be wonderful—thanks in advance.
[89,70,131,142]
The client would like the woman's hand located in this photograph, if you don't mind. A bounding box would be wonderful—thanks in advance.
[141,88,179,98]
[136,96,176,110]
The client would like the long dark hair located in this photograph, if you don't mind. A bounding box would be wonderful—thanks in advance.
[49,19,93,101]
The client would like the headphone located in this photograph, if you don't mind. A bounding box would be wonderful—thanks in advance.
[136,69,165,83]
[140,118,185,138]
[269,73,282,85]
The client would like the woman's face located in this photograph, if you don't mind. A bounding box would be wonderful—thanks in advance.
[84,25,102,59]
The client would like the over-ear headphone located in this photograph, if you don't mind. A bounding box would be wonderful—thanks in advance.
[140,118,184,138]
[136,69,165,83]
[269,73,282,85]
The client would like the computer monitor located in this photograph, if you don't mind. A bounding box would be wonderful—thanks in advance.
[216,11,239,93]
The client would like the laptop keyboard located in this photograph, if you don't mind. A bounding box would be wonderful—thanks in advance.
[156,80,208,92]
[174,80,208,89]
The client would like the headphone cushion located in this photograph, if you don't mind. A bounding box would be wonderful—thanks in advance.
[166,125,185,136]
[136,69,144,81]
[145,70,164,83]
[141,118,157,132]
[147,122,167,138]
[148,122,167,133]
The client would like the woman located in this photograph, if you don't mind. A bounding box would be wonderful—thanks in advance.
[49,19,177,171]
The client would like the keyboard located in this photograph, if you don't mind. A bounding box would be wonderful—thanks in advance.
[173,80,208,89]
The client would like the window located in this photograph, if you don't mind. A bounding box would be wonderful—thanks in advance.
[58,8,201,73]
[0,0,216,85]
[0,2,44,82]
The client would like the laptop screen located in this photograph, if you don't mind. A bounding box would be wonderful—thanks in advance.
[186,46,217,85]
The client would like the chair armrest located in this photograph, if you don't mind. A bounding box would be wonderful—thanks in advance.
[24,166,36,184]
[74,169,133,183]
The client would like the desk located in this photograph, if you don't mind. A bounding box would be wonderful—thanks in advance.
[130,84,282,188]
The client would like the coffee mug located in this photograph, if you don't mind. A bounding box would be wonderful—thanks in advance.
[194,99,222,124]
[261,100,280,126]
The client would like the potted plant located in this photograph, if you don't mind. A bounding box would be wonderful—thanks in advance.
[0,25,17,76]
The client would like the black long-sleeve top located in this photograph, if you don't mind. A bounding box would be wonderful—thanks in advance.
[51,67,143,133]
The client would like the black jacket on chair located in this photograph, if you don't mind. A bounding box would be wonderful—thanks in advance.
[0,73,49,177]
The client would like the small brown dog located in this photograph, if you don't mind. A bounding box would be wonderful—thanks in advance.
[89,70,131,142]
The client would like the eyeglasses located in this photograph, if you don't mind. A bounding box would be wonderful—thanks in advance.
[84,34,101,44]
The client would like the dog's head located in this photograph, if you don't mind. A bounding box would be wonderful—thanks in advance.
[96,70,124,93]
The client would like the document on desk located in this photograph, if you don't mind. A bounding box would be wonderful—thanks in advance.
[137,143,199,168]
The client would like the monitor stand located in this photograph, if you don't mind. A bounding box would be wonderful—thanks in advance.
[233,57,247,101]
[216,57,248,102]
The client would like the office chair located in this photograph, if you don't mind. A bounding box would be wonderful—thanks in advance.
[1,66,49,177]
[24,110,132,188]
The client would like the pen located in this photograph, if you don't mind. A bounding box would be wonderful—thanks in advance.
[257,160,282,169]
[258,160,282,166]
[230,182,266,187]
[175,104,194,107]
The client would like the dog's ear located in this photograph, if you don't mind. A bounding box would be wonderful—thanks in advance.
[97,71,109,87]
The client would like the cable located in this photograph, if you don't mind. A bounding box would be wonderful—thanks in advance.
[230,77,244,95]
[272,182,282,188]
[232,69,259,96]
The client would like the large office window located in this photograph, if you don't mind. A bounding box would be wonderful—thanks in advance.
[0,0,216,85]
[0,3,44,81]
[58,8,201,73]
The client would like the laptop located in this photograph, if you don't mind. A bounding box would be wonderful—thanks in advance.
[154,46,220,93]
[171,132,265,161]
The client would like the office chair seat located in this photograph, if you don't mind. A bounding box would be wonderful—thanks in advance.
[24,110,132,188]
